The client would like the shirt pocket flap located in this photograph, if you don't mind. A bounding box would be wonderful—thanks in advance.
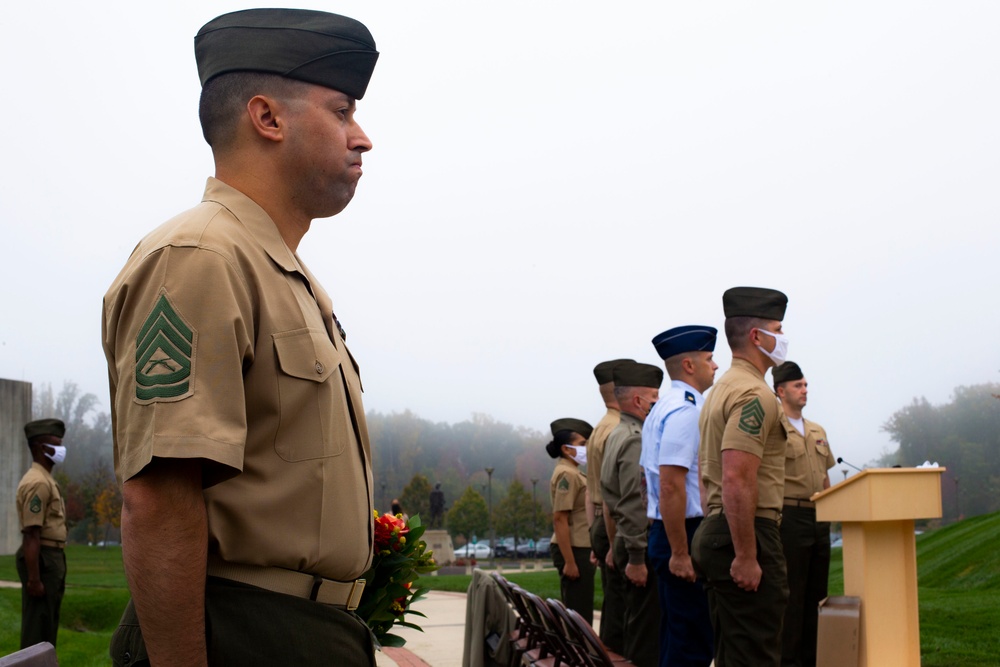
[273,329,341,383]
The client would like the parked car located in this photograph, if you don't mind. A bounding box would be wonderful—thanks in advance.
[494,537,515,558]
[454,543,493,559]
[535,537,551,557]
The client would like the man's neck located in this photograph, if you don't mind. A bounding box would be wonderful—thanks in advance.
[732,349,770,375]
[782,403,804,421]
[215,166,309,251]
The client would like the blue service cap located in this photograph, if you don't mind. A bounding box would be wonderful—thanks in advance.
[651,325,718,360]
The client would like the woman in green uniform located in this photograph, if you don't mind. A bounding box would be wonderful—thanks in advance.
[546,418,596,624]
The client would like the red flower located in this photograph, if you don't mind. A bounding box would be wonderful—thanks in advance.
[373,510,410,553]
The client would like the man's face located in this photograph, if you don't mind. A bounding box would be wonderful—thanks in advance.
[690,351,719,393]
[283,85,372,219]
[780,378,808,411]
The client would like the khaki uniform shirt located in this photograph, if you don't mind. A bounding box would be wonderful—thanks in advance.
[102,178,373,582]
[782,415,835,500]
[586,407,621,509]
[699,359,786,513]
[600,413,648,564]
[549,458,590,548]
[16,463,67,545]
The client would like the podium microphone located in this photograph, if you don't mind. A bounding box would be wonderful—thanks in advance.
[837,457,863,473]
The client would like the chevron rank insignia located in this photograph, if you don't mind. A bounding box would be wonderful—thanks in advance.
[558,478,570,492]
[135,293,196,401]
[685,391,696,404]
[29,495,41,514]
[738,397,765,436]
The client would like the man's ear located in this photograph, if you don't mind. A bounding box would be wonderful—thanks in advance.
[682,357,696,376]
[246,95,285,142]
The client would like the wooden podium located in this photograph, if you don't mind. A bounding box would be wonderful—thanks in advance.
[812,467,945,667]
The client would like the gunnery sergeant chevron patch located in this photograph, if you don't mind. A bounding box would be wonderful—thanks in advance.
[738,397,765,436]
[135,293,196,401]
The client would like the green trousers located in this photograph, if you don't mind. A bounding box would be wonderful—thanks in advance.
[16,545,65,649]
[550,543,596,625]
[590,514,626,654]
[692,514,789,667]
[612,534,661,667]
[111,576,376,666]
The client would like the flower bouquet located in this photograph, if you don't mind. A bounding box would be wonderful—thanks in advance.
[356,511,439,648]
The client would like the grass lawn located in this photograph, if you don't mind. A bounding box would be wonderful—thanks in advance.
[0,546,129,667]
[3,514,999,666]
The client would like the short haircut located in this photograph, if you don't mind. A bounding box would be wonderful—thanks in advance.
[198,72,310,148]
[724,316,770,352]
[613,385,640,405]
[665,352,694,381]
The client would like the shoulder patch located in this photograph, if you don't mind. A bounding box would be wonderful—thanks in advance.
[557,477,570,491]
[29,494,41,514]
[685,391,696,404]
[738,397,765,436]
[135,292,197,401]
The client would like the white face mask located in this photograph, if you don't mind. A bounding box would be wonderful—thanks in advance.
[756,329,789,365]
[567,445,588,467]
[44,444,67,466]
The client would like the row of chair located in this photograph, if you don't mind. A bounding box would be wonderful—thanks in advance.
[490,572,630,667]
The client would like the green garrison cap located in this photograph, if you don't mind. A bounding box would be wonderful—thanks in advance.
[550,418,594,439]
[24,418,65,440]
[613,362,664,389]
[722,286,788,321]
[195,9,379,99]
[772,361,804,389]
[593,359,635,384]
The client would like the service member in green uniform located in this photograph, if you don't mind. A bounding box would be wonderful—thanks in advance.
[547,418,596,624]
[773,361,835,667]
[601,362,663,667]
[102,9,380,666]
[586,358,633,652]
[16,418,69,649]
[692,286,791,667]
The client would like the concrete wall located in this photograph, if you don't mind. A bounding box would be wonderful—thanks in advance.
[1,379,32,555]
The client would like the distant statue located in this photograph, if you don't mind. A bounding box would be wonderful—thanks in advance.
[390,498,409,523]
[429,483,446,529]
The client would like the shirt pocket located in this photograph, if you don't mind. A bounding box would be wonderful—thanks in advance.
[272,328,350,461]
[785,434,807,460]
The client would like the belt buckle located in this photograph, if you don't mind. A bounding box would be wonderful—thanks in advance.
[347,579,365,611]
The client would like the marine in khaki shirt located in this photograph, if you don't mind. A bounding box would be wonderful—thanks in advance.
[773,361,836,667]
[586,358,633,652]
[16,418,69,649]
[101,9,381,666]
[546,418,596,624]
[691,286,790,667]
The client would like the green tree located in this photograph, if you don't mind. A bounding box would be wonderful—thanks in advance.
[493,479,542,547]
[400,473,432,522]
[446,486,489,543]
[882,383,1000,519]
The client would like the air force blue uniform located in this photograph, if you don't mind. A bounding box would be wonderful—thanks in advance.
[642,327,716,667]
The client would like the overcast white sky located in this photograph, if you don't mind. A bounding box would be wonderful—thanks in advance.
[2,2,998,474]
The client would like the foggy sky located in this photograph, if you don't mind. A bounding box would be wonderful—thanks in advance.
[2,2,998,474]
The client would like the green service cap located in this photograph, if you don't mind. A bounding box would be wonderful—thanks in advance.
[195,9,379,100]
[613,362,664,389]
[24,418,65,440]
[722,286,788,321]
[593,359,635,384]
[772,361,804,389]
[550,418,594,439]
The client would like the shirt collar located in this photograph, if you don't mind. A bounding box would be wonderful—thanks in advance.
[671,379,703,403]
[201,177,300,274]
